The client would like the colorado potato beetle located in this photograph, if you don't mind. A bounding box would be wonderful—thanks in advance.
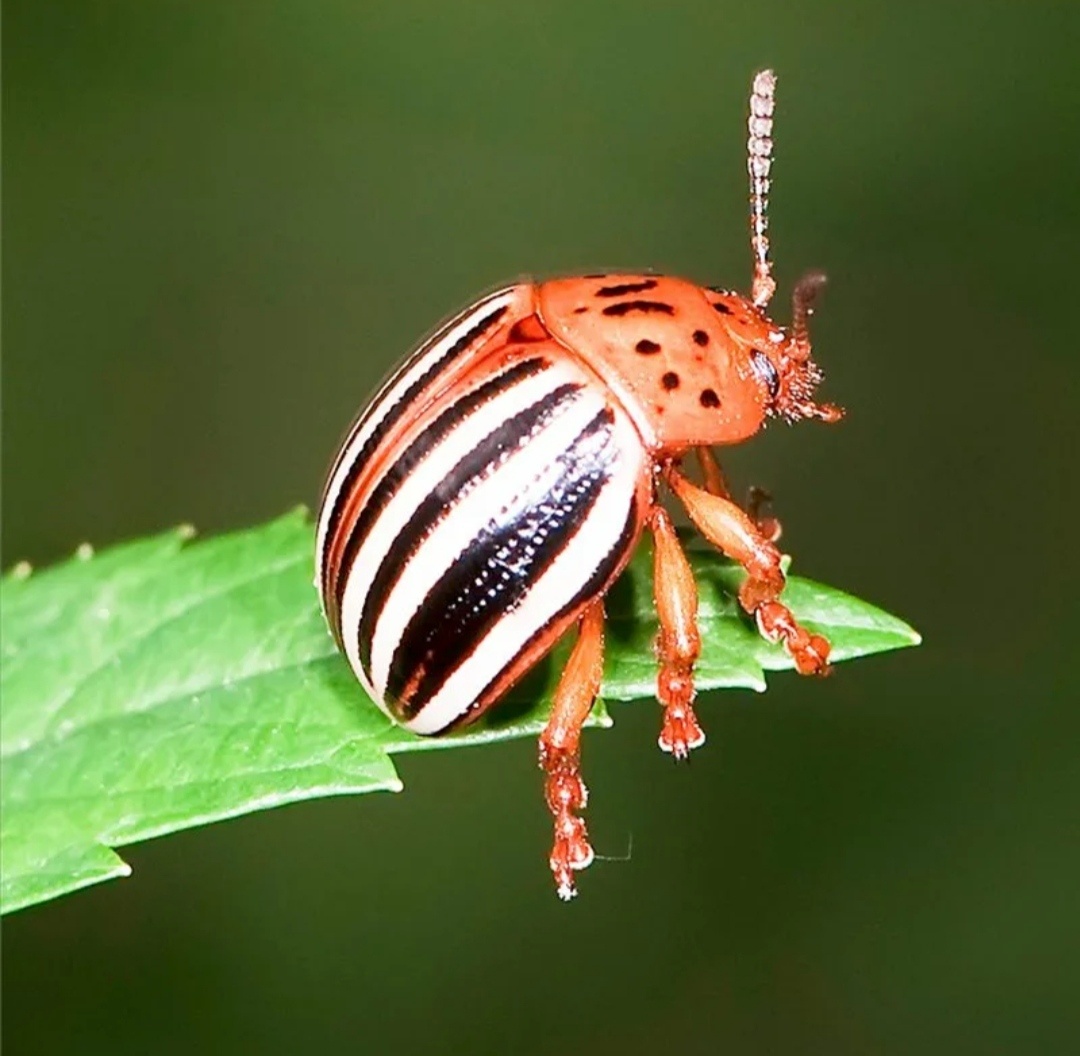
[316,70,843,899]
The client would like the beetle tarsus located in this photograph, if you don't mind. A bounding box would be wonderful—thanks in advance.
[658,694,706,759]
[756,602,832,675]
[651,507,707,760]
[539,601,605,899]
[541,745,594,901]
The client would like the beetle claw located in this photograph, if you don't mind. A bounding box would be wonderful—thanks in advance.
[658,701,706,760]
[541,746,594,899]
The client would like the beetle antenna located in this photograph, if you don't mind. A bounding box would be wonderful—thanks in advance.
[790,270,827,361]
[780,270,844,424]
[748,69,777,308]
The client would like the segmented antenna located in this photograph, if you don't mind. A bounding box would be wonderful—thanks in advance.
[790,270,827,361]
[748,69,777,308]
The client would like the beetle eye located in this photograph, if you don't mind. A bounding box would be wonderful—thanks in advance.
[750,350,780,401]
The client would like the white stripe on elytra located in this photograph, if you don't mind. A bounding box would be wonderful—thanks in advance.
[315,286,517,596]
[405,410,644,735]
[338,358,589,710]
[367,386,610,702]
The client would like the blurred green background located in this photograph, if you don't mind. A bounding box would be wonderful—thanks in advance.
[4,1,1079,1052]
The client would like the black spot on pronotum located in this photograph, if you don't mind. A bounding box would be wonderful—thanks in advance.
[573,306,588,314]
[601,300,675,317]
[595,279,658,297]
[692,329,709,346]
[699,388,721,408]
[712,302,732,315]
[661,371,680,390]
[750,349,781,400]
[635,339,661,355]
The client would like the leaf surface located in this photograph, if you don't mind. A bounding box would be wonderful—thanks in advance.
[0,511,919,913]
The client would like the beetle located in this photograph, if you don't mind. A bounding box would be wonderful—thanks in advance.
[315,70,843,899]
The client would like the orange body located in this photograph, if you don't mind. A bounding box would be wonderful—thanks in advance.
[539,274,786,451]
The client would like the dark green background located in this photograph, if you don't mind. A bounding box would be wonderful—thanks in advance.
[4,2,1078,1052]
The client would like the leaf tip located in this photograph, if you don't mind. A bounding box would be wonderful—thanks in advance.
[876,612,922,649]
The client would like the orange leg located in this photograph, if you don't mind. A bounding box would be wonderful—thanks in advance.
[746,485,782,544]
[539,599,605,900]
[697,447,782,543]
[651,506,705,759]
[695,446,732,499]
[667,467,831,676]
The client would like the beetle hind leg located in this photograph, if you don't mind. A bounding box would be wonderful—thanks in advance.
[651,506,705,759]
[539,600,606,900]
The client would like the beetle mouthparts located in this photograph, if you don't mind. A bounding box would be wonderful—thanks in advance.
[774,350,842,424]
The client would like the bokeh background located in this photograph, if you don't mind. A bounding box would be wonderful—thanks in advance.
[4,2,1079,1052]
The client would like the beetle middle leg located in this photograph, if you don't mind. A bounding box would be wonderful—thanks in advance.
[667,467,831,676]
[651,506,705,758]
[539,599,605,900]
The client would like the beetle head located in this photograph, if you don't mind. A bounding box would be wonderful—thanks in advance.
[747,271,843,425]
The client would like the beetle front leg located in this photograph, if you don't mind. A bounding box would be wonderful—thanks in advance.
[695,446,733,499]
[651,506,705,758]
[539,599,605,900]
[697,447,781,542]
[667,468,831,675]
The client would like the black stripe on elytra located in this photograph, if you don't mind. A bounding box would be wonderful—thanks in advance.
[355,379,587,677]
[601,300,675,317]
[320,300,509,599]
[389,409,617,717]
[333,356,561,617]
[321,298,502,504]
[445,492,641,732]
[595,279,658,297]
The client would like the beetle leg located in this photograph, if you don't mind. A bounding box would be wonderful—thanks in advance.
[651,506,705,759]
[539,599,605,900]
[667,468,831,676]
[746,485,782,543]
[697,447,782,542]
[695,446,732,498]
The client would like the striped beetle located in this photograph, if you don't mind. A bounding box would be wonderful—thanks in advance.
[316,71,843,899]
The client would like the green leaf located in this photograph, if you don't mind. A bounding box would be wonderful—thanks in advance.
[0,510,919,914]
